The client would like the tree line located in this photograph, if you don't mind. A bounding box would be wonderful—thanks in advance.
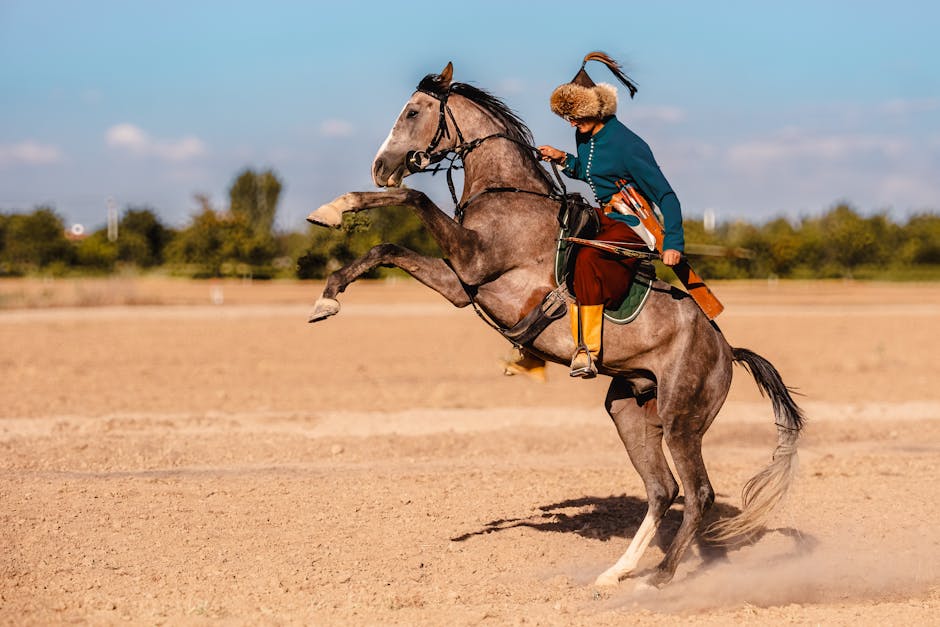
[685,204,940,280]
[0,168,442,280]
[1,168,938,280]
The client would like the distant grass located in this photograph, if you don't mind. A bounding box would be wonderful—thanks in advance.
[3,264,940,311]
[835,264,940,281]
[653,262,940,283]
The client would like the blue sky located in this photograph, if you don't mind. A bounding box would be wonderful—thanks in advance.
[1,0,938,231]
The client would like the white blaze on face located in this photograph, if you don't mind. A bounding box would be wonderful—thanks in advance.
[372,102,411,187]
[374,102,407,161]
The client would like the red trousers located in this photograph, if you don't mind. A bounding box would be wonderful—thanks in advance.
[573,208,646,308]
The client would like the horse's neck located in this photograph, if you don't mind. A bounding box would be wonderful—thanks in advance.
[462,145,547,198]
[450,101,550,199]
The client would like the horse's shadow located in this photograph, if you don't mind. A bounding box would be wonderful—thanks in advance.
[451,494,816,579]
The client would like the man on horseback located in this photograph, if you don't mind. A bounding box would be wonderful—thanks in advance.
[539,52,686,378]
[309,59,805,586]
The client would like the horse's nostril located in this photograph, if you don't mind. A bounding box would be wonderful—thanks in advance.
[373,159,384,176]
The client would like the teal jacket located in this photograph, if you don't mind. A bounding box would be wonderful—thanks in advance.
[562,116,685,252]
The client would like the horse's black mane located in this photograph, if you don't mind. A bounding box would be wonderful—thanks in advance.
[418,74,533,147]
[417,72,557,191]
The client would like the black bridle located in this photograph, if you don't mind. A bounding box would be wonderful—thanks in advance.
[404,87,465,175]
[404,86,569,224]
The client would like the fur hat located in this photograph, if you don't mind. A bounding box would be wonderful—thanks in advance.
[550,52,638,120]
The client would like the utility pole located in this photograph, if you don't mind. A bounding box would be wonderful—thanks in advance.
[704,208,717,234]
[107,196,118,242]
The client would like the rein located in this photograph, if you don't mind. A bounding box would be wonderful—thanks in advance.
[405,87,465,174]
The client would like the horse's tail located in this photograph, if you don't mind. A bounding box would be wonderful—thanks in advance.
[707,347,806,542]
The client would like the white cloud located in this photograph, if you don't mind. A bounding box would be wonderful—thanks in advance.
[683,125,940,217]
[106,123,147,150]
[879,98,940,116]
[876,173,939,204]
[627,105,686,124]
[105,123,207,161]
[0,140,64,166]
[495,77,525,95]
[319,119,355,138]
[727,128,908,171]
[82,89,103,105]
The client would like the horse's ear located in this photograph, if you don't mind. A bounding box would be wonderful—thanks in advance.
[440,62,453,87]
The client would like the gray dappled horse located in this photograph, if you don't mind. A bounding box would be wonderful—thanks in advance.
[306,62,805,588]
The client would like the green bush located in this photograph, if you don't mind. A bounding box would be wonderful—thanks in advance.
[118,207,173,267]
[0,206,74,273]
[75,232,118,271]
[296,206,440,279]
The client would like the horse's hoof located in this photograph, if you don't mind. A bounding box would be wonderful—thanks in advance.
[306,201,344,228]
[633,580,659,594]
[644,570,671,589]
[308,297,340,323]
[594,571,622,587]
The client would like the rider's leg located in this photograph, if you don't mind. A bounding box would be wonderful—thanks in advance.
[569,302,603,378]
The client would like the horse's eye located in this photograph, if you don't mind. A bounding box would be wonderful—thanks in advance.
[406,109,418,119]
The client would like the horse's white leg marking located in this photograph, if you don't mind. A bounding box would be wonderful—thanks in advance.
[308,296,341,323]
[307,195,353,228]
[594,511,661,586]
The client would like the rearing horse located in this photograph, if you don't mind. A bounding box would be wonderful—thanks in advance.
[306,62,805,587]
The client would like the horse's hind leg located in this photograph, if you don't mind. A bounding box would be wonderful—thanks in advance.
[644,345,729,586]
[595,377,679,586]
[647,429,714,587]
[309,244,471,322]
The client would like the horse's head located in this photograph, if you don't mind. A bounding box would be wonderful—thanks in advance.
[372,62,454,188]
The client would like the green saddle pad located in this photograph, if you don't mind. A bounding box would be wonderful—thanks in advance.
[603,270,653,324]
[555,228,653,324]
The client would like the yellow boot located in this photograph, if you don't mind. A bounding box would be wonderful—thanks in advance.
[569,304,603,378]
[501,347,548,383]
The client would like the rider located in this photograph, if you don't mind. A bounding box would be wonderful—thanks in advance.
[523,51,686,379]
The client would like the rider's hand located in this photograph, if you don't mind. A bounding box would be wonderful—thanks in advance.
[538,145,565,164]
[661,249,682,266]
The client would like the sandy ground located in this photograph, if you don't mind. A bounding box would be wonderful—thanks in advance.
[1,277,939,625]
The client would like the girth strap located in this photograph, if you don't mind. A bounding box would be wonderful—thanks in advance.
[446,255,568,350]
[503,287,568,348]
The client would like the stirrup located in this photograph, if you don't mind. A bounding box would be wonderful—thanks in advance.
[569,347,597,379]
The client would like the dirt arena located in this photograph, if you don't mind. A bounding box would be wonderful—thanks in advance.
[1,277,938,625]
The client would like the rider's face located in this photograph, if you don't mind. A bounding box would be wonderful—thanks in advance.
[570,117,603,135]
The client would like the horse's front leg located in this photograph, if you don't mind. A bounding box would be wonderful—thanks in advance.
[306,190,407,228]
[308,189,456,240]
[307,190,485,279]
[309,244,471,323]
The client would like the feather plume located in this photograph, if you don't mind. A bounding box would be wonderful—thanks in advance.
[582,51,638,99]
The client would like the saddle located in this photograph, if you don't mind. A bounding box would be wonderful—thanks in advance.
[492,193,654,350]
[555,193,654,324]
